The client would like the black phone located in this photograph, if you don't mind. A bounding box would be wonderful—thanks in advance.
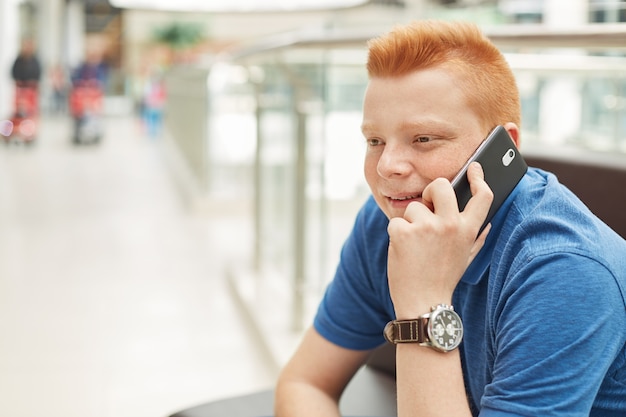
[451,125,527,231]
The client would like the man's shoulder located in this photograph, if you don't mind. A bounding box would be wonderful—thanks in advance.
[344,196,390,263]
[501,168,626,277]
[355,195,388,230]
[513,168,622,239]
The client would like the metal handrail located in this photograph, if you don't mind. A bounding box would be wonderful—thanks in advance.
[220,23,626,62]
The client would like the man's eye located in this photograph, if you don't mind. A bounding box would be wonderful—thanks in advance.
[367,138,383,146]
[415,136,431,143]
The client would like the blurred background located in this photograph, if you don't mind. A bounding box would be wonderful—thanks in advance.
[0,0,625,416]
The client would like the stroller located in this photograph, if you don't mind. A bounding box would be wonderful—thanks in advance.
[1,81,39,144]
[69,79,103,144]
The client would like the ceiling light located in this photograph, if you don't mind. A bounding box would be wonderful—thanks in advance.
[109,0,370,12]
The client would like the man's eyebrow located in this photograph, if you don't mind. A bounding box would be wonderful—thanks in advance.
[360,122,376,134]
[398,119,452,133]
[361,119,455,135]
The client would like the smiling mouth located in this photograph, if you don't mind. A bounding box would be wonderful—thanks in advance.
[389,194,420,201]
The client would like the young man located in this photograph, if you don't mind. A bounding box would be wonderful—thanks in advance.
[275,20,626,417]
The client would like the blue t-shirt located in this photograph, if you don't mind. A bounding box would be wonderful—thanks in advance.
[314,168,626,417]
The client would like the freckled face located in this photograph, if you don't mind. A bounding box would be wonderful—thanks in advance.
[361,67,486,219]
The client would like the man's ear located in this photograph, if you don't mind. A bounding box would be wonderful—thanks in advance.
[503,122,521,148]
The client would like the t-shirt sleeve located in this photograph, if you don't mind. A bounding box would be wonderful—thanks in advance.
[314,197,392,350]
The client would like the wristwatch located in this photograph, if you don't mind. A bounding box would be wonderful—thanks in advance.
[383,304,463,352]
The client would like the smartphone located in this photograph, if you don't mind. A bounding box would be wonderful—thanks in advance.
[451,125,528,231]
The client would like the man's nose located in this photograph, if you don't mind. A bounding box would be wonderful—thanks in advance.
[377,144,412,178]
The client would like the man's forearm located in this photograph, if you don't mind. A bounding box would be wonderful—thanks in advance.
[275,380,342,417]
[396,344,472,417]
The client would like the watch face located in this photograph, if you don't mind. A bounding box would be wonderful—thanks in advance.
[428,307,463,352]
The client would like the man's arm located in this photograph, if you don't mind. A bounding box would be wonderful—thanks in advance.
[396,344,471,417]
[387,162,493,417]
[275,326,371,417]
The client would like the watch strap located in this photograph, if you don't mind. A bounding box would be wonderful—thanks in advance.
[384,317,428,344]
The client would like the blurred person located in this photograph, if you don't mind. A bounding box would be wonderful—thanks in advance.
[71,51,108,89]
[49,64,69,114]
[11,39,41,86]
[69,52,107,144]
[10,39,41,116]
[275,20,626,417]
[6,39,42,142]
[141,70,166,138]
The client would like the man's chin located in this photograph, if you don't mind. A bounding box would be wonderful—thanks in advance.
[378,204,405,220]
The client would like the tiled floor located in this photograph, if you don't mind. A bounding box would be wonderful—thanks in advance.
[0,114,276,417]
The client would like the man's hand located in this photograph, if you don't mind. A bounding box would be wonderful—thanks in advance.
[387,162,493,319]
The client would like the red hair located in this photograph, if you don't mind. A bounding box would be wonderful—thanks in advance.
[366,20,521,130]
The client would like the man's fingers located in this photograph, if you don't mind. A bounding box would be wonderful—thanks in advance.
[421,177,458,216]
[468,223,491,265]
[463,162,494,226]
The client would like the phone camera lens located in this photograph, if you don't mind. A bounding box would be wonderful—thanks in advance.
[502,148,516,167]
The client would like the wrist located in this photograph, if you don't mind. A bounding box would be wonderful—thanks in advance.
[394,295,453,320]
[385,304,463,352]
